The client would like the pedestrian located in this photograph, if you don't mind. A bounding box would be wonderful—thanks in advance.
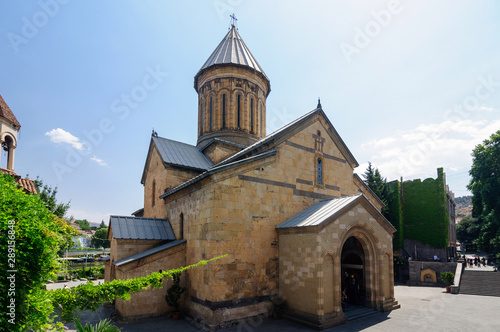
[482,257,486,267]
[474,257,478,267]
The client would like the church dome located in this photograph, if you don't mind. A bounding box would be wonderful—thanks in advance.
[194,26,269,89]
[195,25,271,149]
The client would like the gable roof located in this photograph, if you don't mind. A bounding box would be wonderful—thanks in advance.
[113,239,186,267]
[141,135,214,184]
[0,94,20,128]
[109,215,175,240]
[276,194,396,231]
[216,107,358,168]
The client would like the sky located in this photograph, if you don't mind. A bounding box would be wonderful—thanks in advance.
[1,0,499,224]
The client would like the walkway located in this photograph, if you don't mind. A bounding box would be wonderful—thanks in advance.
[59,284,500,331]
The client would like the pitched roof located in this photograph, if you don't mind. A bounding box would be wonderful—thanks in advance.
[159,149,277,199]
[109,215,175,240]
[195,26,268,81]
[216,107,358,168]
[0,94,20,128]
[1,168,38,194]
[113,240,186,267]
[276,194,396,230]
[153,136,213,171]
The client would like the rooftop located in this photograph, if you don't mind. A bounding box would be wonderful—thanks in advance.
[0,94,21,128]
[195,26,269,82]
[109,215,175,240]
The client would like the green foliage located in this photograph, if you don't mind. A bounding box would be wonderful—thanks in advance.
[0,173,74,331]
[91,228,110,249]
[363,162,390,211]
[386,180,404,250]
[50,255,226,322]
[75,318,122,332]
[66,267,105,279]
[34,176,70,218]
[456,215,480,246]
[165,273,185,310]
[75,219,91,231]
[402,168,448,249]
[440,271,454,286]
[468,130,500,254]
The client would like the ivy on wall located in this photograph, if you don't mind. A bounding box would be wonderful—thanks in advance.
[401,168,449,249]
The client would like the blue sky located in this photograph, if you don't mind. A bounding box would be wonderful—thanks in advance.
[1,0,499,223]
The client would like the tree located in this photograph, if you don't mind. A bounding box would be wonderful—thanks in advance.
[91,228,110,249]
[75,219,91,231]
[467,130,500,255]
[363,162,391,213]
[0,173,75,331]
[99,220,107,229]
[456,215,480,247]
[34,176,70,218]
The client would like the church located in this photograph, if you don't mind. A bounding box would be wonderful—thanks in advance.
[106,22,399,330]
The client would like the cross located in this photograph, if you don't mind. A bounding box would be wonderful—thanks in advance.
[229,13,237,28]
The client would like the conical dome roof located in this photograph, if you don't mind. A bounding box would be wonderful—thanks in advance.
[195,26,269,82]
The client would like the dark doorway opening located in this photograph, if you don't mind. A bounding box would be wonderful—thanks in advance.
[341,237,366,308]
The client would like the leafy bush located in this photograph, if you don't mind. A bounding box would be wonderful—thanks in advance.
[75,318,122,332]
[440,271,455,286]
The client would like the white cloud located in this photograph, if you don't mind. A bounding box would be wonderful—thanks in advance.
[45,128,85,150]
[358,119,500,182]
[91,156,108,167]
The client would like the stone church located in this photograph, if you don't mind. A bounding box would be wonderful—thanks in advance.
[106,24,399,330]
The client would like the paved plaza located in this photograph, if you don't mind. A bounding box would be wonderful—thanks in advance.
[55,282,500,331]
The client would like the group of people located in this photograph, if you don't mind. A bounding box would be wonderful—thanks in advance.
[467,256,487,268]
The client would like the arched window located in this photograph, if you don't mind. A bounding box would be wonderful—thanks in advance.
[317,158,323,185]
[237,94,241,129]
[200,101,204,135]
[260,103,263,136]
[209,96,213,131]
[180,213,184,240]
[222,94,226,128]
[152,180,156,207]
[250,98,254,133]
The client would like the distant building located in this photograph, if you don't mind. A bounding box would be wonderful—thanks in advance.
[106,25,399,329]
[0,94,37,194]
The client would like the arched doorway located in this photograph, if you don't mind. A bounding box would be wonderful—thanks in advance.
[341,236,366,307]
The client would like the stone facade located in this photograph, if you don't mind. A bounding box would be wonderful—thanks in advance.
[107,26,398,330]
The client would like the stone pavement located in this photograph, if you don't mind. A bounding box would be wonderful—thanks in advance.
[59,284,500,331]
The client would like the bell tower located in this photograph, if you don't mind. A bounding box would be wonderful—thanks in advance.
[0,94,20,171]
[194,21,271,150]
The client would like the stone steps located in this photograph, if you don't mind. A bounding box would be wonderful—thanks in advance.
[343,306,379,321]
[460,270,500,297]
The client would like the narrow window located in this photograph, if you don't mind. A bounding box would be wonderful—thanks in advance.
[222,94,226,128]
[250,98,254,133]
[237,94,241,128]
[180,213,184,240]
[317,158,323,185]
[200,101,204,135]
[260,103,263,136]
[209,96,213,131]
[152,180,156,207]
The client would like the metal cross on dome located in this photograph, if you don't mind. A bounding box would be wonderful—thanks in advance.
[229,13,238,29]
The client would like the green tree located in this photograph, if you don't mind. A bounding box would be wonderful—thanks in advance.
[91,228,110,249]
[99,220,107,229]
[34,176,71,218]
[0,173,74,331]
[364,162,391,213]
[75,219,91,231]
[456,215,480,247]
[467,130,500,255]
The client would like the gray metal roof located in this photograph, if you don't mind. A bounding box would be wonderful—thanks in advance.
[109,215,175,240]
[153,136,213,171]
[159,149,277,199]
[196,26,268,80]
[276,195,363,229]
[113,240,186,267]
